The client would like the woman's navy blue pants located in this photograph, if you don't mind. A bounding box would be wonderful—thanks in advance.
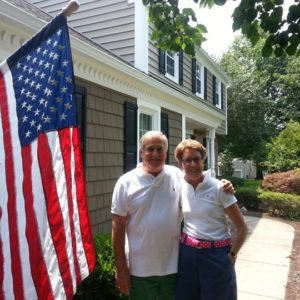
[175,243,237,300]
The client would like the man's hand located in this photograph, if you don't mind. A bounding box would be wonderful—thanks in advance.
[115,268,130,296]
[221,179,235,194]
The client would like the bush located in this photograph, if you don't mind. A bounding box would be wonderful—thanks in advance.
[262,169,300,195]
[258,191,300,220]
[218,176,245,187]
[74,234,127,300]
[235,186,261,210]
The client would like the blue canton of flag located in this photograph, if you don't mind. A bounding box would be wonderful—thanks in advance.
[8,14,77,146]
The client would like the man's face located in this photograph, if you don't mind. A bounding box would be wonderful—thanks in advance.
[140,137,167,176]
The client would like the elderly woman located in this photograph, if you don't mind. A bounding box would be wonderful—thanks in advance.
[174,139,248,300]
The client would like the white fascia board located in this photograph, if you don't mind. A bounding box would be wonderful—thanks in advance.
[196,47,230,87]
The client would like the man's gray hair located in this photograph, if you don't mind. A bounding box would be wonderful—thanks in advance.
[140,131,168,151]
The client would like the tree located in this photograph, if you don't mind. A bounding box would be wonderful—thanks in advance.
[264,121,300,172]
[142,0,300,57]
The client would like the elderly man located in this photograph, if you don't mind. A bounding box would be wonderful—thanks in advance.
[111,131,233,300]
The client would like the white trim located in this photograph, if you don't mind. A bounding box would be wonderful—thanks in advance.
[134,0,149,73]
[214,78,222,109]
[165,51,179,84]
[195,62,204,98]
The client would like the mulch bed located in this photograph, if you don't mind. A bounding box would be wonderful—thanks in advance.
[244,211,300,300]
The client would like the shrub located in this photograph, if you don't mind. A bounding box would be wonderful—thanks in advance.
[235,186,261,210]
[218,176,245,187]
[258,191,300,220]
[262,169,300,195]
[74,234,127,300]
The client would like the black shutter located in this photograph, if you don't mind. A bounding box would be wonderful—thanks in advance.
[161,112,169,164]
[75,85,86,164]
[221,82,224,110]
[124,101,138,172]
[179,51,183,85]
[204,67,208,100]
[192,58,196,94]
[159,49,166,74]
[212,75,216,105]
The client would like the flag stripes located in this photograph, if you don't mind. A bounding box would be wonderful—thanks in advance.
[0,12,95,299]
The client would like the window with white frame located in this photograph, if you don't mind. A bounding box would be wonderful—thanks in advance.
[214,78,222,109]
[165,51,179,83]
[138,103,159,140]
[196,63,204,97]
[139,113,152,138]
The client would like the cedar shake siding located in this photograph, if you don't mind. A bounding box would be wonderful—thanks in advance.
[75,78,136,233]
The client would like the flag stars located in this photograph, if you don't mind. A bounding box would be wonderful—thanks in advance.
[34,109,40,116]
[44,87,52,97]
[56,96,63,103]
[22,115,28,122]
[46,39,52,45]
[44,116,51,123]
[34,70,40,77]
[50,79,58,86]
[30,120,36,127]
[53,53,59,60]
[57,70,64,77]
[44,62,50,69]
[25,131,32,138]
[26,55,31,61]
[61,86,67,93]
[64,103,72,110]
[26,104,33,111]
[50,106,57,113]
[66,76,72,83]
[60,113,67,121]
[62,60,68,67]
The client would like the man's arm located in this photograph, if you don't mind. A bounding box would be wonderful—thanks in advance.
[221,179,235,194]
[112,214,130,296]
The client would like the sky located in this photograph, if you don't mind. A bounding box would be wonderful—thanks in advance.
[179,0,294,58]
[179,0,240,58]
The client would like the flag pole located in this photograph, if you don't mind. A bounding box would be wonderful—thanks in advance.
[62,0,80,17]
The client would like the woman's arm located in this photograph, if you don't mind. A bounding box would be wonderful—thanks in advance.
[225,203,248,263]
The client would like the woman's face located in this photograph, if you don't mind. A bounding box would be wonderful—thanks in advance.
[181,148,205,184]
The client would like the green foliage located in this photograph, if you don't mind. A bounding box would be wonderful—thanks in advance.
[258,190,300,220]
[219,150,234,177]
[264,121,300,172]
[143,0,300,57]
[217,176,245,188]
[74,234,127,300]
[235,186,261,210]
[235,180,300,220]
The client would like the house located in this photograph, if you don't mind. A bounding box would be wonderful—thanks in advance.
[1,0,229,233]
[232,159,257,179]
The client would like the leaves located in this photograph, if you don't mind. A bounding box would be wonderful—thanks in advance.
[143,0,300,57]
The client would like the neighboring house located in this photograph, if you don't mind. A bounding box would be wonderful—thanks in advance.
[1,0,229,233]
[232,159,257,179]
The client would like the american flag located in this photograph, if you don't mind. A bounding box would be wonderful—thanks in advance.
[0,12,95,300]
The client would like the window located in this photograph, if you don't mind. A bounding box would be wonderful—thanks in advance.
[139,113,152,139]
[213,77,222,109]
[196,63,204,97]
[165,51,179,83]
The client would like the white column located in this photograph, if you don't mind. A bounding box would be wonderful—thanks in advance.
[208,129,216,177]
[182,115,186,140]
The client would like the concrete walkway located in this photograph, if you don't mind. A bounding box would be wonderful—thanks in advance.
[236,215,295,300]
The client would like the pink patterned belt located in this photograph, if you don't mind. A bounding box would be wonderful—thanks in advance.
[180,232,232,249]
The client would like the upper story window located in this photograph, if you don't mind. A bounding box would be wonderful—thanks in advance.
[165,51,179,83]
[159,50,183,85]
[213,76,222,109]
[196,63,204,97]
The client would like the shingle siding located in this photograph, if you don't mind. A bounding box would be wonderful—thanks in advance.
[76,77,136,234]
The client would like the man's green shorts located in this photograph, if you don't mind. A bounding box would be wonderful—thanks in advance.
[129,273,177,300]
